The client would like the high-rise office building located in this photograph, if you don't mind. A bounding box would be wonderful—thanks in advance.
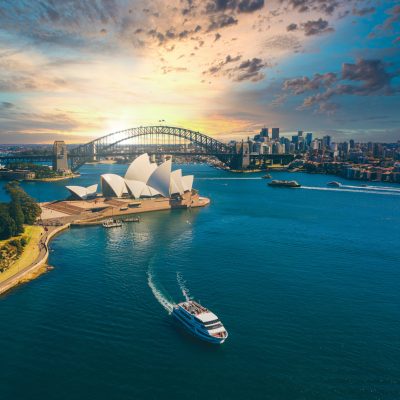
[271,128,279,140]
[306,132,313,146]
[297,130,303,137]
[260,127,269,138]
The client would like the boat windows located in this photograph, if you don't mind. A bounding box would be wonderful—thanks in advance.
[203,319,220,326]
[206,323,223,330]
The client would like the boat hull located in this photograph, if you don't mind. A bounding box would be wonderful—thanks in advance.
[172,309,227,344]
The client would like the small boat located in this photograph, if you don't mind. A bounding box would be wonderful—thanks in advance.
[262,174,272,179]
[172,300,228,344]
[268,180,301,188]
[102,218,122,228]
[122,217,140,223]
[327,181,342,187]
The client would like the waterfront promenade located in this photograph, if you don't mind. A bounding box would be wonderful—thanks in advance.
[0,224,69,295]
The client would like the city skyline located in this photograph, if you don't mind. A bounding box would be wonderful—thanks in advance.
[0,0,399,144]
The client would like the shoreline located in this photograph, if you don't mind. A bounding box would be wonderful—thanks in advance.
[0,193,210,296]
[0,224,70,296]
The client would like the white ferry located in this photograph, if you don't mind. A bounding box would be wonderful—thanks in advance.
[102,218,122,228]
[172,300,228,344]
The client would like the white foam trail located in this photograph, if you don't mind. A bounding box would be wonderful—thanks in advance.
[301,186,400,196]
[147,270,174,313]
[341,184,400,192]
[177,272,191,301]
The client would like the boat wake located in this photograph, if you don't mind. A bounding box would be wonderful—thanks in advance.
[177,272,192,302]
[301,186,400,196]
[147,269,174,314]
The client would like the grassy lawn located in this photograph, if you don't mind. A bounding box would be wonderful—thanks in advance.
[0,225,44,284]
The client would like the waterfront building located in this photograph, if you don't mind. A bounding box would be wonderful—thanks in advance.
[98,153,193,199]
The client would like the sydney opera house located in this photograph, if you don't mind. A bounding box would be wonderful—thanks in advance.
[66,153,194,200]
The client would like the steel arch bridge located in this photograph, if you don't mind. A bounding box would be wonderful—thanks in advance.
[68,125,235,170]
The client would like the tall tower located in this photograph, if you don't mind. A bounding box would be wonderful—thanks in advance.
[271,128,280,140]
[52,141,69,172]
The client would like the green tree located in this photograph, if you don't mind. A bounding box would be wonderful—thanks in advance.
[9,201,24,234]
[0,206,17,240]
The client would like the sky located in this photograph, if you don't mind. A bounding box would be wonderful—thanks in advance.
[0,0,399,144]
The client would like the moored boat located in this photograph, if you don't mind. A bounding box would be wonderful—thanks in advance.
[102,218,122,228]
[172,300,228,344]
[122,217,140,223]
[268,180,301,188]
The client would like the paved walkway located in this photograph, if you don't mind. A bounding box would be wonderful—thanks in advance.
[0,225,68,295]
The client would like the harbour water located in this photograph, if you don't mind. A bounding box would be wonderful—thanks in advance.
[1,164,400,399]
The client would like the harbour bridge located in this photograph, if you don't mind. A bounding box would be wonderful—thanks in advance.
[0,125,294,171]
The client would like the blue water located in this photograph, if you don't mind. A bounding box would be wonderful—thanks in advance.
[1,164,400,400]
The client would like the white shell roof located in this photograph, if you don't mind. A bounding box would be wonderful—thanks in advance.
[170,169,185,195]
[124,153,156,183]
[182,175,194,192]
[101,174,127,198]
[66,184,98,199]
[147,159,172,198]
[124,179,146,199]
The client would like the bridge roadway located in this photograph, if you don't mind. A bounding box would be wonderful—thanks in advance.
[0,151,294,169]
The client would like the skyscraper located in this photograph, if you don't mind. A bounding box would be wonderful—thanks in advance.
[306,132,313,146]
[260,127,268,138]
[271,128,279,140]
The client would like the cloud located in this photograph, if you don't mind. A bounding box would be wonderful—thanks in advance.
[234,58,266,81]
[0,102,15,110]
[286,23,298,31]
[205,0,264,13]
[302,18,333,36]
[207,14,238,31]
[283,59,400,113]
[352,7,376,17]
[281,0,346,16]
[283,72,337,94]
[203,55,267,81]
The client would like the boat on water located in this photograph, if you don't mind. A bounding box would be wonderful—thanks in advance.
[268,180,301,188]
[262,174,272,179]
[172,300,228,344]
[122,217,140,223]
[102,218,122,228]
[327,181,342,187]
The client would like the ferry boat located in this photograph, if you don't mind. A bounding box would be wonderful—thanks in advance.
[327,181,342,187]
[268,180,301,188]
[172,300,228,344]
[102,218,122,228]
[122,217,140,223]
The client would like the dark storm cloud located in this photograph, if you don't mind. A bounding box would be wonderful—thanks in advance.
[283,59,400,113]
[302,18,333,36]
